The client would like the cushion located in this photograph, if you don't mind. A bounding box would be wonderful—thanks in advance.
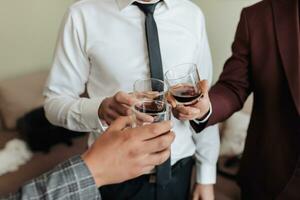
[0,138,33,176]
[219,111,250,156]
[17,107,86,153]
[0,70,48,130]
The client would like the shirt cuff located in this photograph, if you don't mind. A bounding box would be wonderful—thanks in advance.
[195,162,216,184]
[193,103,212,124]
[65,156,101,199]
[81,98,107,132]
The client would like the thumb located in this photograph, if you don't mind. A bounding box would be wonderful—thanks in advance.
[199,80,209,95]
[166,91,177,108]
[108,116,132,132]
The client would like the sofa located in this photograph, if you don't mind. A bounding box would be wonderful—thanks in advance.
[0,70,89,195]
[0,70,253,199]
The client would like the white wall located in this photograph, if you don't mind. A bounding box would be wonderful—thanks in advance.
[0,0,260,81]
[0,0,74,80]
[194,0,260,81]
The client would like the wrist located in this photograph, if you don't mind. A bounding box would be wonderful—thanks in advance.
[98,103,104,121]
[82,150,106,187]
[196,108,210,121]
[194,103,212,123]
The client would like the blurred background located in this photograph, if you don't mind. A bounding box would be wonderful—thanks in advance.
[0,0,258,199]
[0,0,259,82]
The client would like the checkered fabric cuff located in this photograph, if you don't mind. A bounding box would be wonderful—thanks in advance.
[3,155,101,200]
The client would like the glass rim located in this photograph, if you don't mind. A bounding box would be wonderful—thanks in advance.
[133,78,167,93]
[165,63,198,81]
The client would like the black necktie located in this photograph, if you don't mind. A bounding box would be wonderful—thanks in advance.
[134,1,171,187]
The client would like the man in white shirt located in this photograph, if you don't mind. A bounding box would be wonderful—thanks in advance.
[44,0,220,199]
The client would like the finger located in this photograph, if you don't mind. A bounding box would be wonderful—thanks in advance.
[176,106,200,116]
[133,110,154,123]
[172,109,197,121]
[142,131,175,154]
[140,165,156,175]
[106,109,120,119]
[103,109,121,125]
[110,102,130,116]
[146,148,171,166]
[166,91,177,108]
[134,91,161,100]
[101,111,115,125]
[134,121,172,140]
[177,115,194,121]
[198,80,209,95]
[104,116,115,125]
[114,91,138,106]
[108,116,132,132]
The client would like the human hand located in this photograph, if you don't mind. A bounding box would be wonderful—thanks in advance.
[167,80,211,121]
[98,91,138,125]
[82,116,174,187]
[192,184,215,200]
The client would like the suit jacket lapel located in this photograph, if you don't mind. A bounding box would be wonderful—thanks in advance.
[272,0,300,114]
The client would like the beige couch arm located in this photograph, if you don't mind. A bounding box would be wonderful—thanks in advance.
[0,70,49,130]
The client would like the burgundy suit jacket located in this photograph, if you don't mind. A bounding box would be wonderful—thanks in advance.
[193,0,300,199]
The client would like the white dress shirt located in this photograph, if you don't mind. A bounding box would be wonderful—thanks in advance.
[44,0,220,184]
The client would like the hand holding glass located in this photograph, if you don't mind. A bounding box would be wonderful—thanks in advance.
[132,78,170,126]
[131,99,171,127]
[165,64,202,106]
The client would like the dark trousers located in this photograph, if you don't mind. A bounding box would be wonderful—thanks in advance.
[99,157,194,200]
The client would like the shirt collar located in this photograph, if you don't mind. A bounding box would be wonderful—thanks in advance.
[116,0,174,11]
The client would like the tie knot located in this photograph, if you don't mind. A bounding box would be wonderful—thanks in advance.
[134,1,160,15]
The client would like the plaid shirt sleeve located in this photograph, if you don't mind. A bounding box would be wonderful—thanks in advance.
[2,155,101,200]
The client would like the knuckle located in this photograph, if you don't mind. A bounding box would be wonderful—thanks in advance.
[156,156,163,165]
[103,97,109,103]
[107,97,113,105]
[151,125,161,135]
[159,154,167,165]
[145,166,155,173]
[188,109,194,115]
[114,92,122,101]
[158,138,167,149]
[165,133,174,144]
[164,149,171,159]
[170,132,176,141]
[157,152,168,165]
[100,100,108,110]
[126,108,132,115]
[178,113,184,118]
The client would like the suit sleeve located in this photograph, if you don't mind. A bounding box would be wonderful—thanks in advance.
[191,9,253,132]
[3,156,101,200]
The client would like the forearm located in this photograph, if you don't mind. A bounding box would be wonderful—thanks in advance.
[44,94,106,132]
[192,9,252,133]
[4,156,101,200]
[208,82,250,126]
[193,124,220,184]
